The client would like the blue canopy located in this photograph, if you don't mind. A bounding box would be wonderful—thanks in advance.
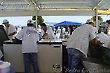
[54,21,83,27]
[100,22,106,25]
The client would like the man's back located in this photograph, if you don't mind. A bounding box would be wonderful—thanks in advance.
[16,27,39,53]
[67,24,96,56]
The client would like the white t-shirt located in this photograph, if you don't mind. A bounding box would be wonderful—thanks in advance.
[3,24,16,40]
[97,32,110,47]
[66,24,96,57]
[16,27,39,53]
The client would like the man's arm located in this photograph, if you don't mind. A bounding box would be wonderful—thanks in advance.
[90,38,104,46]
[12,37,22,43]
[8,31,17,36]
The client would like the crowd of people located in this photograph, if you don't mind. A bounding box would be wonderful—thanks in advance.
[0,18,110,73]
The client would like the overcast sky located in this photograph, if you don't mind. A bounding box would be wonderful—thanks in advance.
[0,15,109,26]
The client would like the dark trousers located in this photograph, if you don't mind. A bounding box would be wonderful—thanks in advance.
[23,53,40,73]
[0,46,4,61]
[67,48,87,73]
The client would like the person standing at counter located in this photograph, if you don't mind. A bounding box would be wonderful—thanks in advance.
[2,19,17,40]
[0,19,16,60]
[40,23,54,39]
[66,20,102,73]
[15,19,40,73]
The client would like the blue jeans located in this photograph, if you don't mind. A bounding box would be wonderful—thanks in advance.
[67,48,86,73]
[10,66,16,73]
[23,53,40,73]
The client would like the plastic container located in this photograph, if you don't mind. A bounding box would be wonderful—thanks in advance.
[0,62,11,73]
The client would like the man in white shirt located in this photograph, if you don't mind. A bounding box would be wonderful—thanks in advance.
[66,20,100,73]
[2,19,17,40]
[15,20,39,73]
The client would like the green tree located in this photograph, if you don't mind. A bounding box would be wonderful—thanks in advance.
[37,16,44,25]
[92,16,103,22]
[92,16,103,28]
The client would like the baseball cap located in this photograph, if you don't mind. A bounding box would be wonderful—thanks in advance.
[86,19,93,24]
[3,19,9,24]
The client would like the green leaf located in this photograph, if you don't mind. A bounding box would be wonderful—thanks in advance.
[37,16,44,25]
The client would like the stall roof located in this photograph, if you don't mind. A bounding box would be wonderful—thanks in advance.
[0,0,110,16]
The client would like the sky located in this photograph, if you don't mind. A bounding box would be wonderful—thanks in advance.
[0,15,110,26]
[0,16,32,26]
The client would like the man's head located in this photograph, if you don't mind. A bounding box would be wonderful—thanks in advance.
[40,23,46,27]
[86,19,95,26]
[40,23,47,32]
[106,20,110,24]
[27,19,34,27]
[106,20,110,27]
[3,19,10,27]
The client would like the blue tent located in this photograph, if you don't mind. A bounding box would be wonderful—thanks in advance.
[100,22,106,25]
[54,21,83,27]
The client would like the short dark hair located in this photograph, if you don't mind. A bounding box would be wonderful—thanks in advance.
[40,23,47,27]
[106,20,110,24]
[27,23,34,27]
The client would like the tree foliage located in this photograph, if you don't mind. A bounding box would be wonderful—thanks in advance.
[92,16,103,22]
[32,16,36,20]
[37,16,44,25]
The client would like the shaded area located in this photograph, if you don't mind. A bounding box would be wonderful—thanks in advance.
[62,45,68,73]
[88,44,110,65]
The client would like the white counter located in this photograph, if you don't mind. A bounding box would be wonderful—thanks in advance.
[3,39,62,73]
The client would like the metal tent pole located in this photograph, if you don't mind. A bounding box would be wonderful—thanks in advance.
[95,9,99,29]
